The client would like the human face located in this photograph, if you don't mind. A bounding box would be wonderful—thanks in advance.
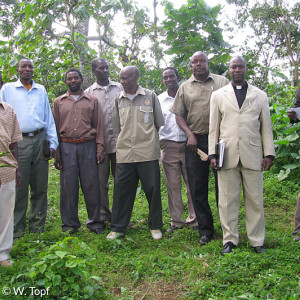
[17,59,34,83]
[190,53,209,80]
[65,71,83,93]
[229,57,247,85]
[92,60,109,82]
[119,68,138,94]
[162,69,179,91]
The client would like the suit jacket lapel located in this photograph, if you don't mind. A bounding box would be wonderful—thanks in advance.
[223,84,239,110]
[241,84,257,111]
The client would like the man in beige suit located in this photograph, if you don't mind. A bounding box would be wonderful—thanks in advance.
[209,56,275,255]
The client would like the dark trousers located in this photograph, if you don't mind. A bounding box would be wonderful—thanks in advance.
[60,140,103,231]
[111,160,163,233]
[185,134,215,237]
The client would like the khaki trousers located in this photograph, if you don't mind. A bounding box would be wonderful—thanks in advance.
[218,164,265,247]
[0,180,15,261]
[292,192,300,239]
[160,140,197,227]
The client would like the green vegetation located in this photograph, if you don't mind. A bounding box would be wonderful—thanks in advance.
[0,162,299,299]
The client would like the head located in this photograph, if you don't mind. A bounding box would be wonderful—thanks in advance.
[65,68,83,93]
[91,58,109,83]
[228,56,247,85]
[190,51,209,81]
[119,66,140,94]
[162,67,180,92]
[17,58,34,83]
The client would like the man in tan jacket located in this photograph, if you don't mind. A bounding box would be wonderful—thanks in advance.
[209,56,275,255]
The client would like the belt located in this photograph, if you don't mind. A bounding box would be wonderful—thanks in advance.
[61,137,87,144]
[22,128,44,137]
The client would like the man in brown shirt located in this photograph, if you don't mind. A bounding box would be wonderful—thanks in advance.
[85,58,122,223]
[52,68,105,234]
[171,51,229,245]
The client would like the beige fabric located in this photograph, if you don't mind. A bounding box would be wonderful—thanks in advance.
[0,180,15,261]
[160,140,197,227]
[218,166,265,247]
[209,83,275,170]
[113,86,164,163]
[170,73,229,135]
[0,101,22,185]
[85,81,122,154]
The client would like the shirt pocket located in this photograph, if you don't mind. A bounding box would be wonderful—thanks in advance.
[140,106,153,124]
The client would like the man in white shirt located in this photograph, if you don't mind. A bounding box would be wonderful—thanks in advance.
[158,67,197,233]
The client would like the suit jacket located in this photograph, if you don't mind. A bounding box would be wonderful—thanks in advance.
[209,83,275,171]
[291,86,300,123]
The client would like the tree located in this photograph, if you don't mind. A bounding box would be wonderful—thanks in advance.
[227,0,300,86]
[162,0,231,79]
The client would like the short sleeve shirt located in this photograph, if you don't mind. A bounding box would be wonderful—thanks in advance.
[85,81,123,154]
[0,100,23,184]
[113,86,164,163]
[170,72,229,135]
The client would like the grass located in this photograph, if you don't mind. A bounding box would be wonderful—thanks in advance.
[0,163,299,299]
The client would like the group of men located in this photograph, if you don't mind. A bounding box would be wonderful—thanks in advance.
[0,50,299,267]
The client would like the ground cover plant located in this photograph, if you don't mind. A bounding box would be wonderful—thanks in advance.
[0,162,299,299]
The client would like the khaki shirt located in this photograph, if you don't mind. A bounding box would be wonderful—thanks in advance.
[0,100,22,185]
[85,80,122,154]
[113,86,164,163]
[170,72,229,135]
[52,91,105,155]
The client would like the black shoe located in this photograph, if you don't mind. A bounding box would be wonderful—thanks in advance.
[220,242,236,255]
[166,226,183,233]
[92,228,105,234]
[253,246,266,253]
[62,227,78,234]
[199,235,212,245]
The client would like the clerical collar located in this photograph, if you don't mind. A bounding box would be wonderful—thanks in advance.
[232,82,248,90]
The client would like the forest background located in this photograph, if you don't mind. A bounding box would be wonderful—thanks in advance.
[0,0,299,299]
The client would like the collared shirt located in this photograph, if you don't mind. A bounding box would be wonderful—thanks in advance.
[0,79,58,149]
[85,80,123,154]
[0,99,23,185]
[52,91,105,155]
[232,82,248,108]
[170,72,229,135]
[113,86,164,163]
[158,91,187,142]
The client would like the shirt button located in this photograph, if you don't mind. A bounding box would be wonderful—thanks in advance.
[74,128,77,131]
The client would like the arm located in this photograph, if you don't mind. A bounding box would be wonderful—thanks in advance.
[260,94,275,171]
[175,115,197,153]
[93,98,105,164]
[208,92,221,170]
[52,101,63,170]
[9,142,21,186]
[43,88,58,155]
[287,86,300,123]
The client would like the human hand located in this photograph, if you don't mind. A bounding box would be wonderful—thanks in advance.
[210,158,219,170]
[16,169,22,186]
[54,158,63,171]
[97,152,105,164]
[287,110,297,121]
[262,157,273,171]
[186,133,197,153]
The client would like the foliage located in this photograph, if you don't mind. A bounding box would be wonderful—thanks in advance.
[0,168,299,299]
[267,83,300,181]
[10,237,107,299]
[226,0,300,86]
[162,0,232,79]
